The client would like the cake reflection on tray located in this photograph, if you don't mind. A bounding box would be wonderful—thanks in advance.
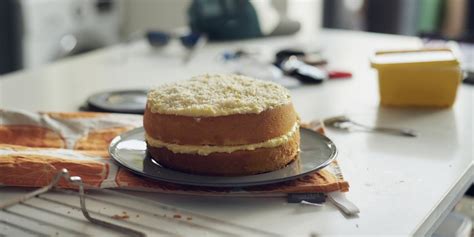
[144,152,302,178]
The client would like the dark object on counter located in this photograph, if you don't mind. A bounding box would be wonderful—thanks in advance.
[275,49,306,63]
[84,90,147,114]
[275,48,327,66]
[188,0,262,40]
[287,193,326,204]
[463,71,474,85]
[278,56,328,84]
[188,0,300,41]
[275,49,327,65]
[0,0,22,75]
[146,31,171,47]
[275,48,351,83]
[466,185,474,196]
[146,31,202,49]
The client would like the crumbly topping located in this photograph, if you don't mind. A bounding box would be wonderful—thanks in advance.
[147,74,291,116]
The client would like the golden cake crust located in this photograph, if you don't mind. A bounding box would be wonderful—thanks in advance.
[144,74,300,175]
[147,130,300,176]
[143,103,298,146]
[146,74,291,117]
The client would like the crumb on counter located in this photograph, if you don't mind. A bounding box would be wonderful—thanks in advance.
[111,214,130,220]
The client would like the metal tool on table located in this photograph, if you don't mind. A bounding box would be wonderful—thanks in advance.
[0,169,146,237]
[324,116,417,137]
[0,169,276,236]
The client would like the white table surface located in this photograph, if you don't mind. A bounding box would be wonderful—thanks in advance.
[1,29,473,236]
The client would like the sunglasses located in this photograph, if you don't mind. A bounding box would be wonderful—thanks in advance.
[146,31,203,49]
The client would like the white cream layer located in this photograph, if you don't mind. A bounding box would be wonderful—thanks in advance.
[145,123,299,156]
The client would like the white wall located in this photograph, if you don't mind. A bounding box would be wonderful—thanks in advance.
[121,0,322,38]
[287,0,323,38]
[122,0,190,37]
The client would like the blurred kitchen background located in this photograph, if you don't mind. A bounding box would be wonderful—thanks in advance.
[1,0,474,75]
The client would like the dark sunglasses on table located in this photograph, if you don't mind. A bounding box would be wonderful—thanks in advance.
[146,31,203,48]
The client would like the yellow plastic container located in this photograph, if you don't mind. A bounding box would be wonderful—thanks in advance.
[371,48,462,107]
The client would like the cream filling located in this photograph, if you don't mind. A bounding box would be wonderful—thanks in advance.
[145,123,299,156]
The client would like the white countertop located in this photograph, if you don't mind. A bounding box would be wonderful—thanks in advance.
[1,29,473,236]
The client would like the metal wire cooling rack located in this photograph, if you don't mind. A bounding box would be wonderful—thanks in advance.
[0,169,279,236]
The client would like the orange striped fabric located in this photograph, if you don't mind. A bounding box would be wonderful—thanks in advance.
[0,110,348,196]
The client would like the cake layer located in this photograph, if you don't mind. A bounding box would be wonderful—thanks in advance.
[147,74,291,117]
[145,123,299,155]
[143,103,298,146]
[147,130,300,176]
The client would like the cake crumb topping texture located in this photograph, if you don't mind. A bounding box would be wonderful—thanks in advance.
[147,74,291,116]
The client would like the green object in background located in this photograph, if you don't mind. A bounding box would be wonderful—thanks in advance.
[188,0,262,40]
[418,0,445,33]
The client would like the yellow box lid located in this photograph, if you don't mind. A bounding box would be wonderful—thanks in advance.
[371,48,460,69]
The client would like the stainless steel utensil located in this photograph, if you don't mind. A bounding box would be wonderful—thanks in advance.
[0,169,278,236]
[0,169,146,237]
[324,116,417,137]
